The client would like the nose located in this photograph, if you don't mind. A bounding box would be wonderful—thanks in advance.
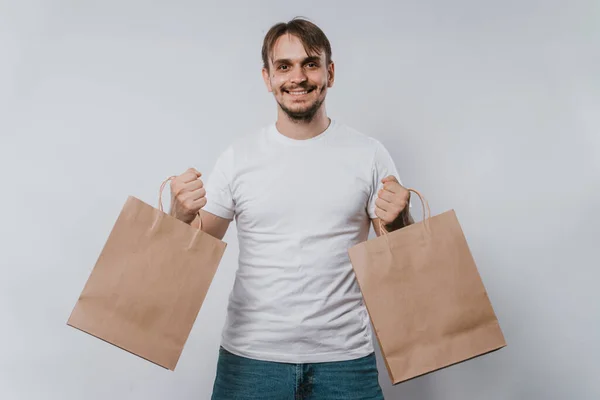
[289,67,307,85]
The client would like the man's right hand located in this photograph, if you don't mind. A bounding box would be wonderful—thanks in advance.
[169,168,207,224]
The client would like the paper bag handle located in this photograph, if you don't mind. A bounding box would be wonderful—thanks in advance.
[379,188,430,235]
[158,176,203,231]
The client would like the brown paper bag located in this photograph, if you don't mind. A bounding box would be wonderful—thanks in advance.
[348,190,506,384]
[67,176,226,370]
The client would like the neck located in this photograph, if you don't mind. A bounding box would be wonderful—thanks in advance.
[275,105,331,140]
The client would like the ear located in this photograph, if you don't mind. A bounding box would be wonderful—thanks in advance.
[327,61,335,88]
[262,67,273,93]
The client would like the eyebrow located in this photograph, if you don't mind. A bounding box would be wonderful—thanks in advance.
[272,56,322,65]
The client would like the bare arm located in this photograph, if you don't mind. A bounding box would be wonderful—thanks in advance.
[168,167,231,240]
[191,210,231,241]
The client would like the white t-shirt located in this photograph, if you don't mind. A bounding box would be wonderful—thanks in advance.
[202,119,402,363]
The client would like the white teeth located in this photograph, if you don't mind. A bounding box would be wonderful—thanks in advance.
[288,91,308,95]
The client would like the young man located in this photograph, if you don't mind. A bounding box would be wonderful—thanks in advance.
[170,18,413,399]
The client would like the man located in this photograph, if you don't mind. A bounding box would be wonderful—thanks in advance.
[170,17,413,399]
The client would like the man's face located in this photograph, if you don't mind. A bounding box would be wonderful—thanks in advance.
[262,34,334,122]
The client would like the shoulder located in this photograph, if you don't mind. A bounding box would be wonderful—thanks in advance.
[333,122,398,177]
[331,120,386,155]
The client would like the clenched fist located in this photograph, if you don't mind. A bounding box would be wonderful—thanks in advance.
[375,175,410,226]
[169,168,207,224]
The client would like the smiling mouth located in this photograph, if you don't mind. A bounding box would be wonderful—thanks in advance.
[284,88,315,96]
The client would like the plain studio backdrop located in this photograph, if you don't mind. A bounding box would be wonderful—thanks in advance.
[1,0,599,399]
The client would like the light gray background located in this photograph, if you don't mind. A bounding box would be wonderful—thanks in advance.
[1,0,598,399]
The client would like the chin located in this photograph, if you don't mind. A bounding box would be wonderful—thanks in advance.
[286,99,316,110]
[288,104,312,113]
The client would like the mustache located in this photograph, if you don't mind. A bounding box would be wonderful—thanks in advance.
[281,82,317,92]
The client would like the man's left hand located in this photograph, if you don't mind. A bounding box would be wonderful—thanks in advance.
[374,175,410,225]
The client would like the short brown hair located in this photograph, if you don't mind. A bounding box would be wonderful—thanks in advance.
[261,17,332,71]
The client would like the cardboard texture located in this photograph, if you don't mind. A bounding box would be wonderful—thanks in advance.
[67,177,226,370]
[348,190,506,384]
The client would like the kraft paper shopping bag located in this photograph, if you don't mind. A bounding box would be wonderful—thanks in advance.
[67,176,226,370]
[348,190,505,384]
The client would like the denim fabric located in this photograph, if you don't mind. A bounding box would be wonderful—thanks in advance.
[211,346,384,400]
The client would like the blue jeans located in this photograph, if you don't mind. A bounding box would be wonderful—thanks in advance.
[211,346,385,399]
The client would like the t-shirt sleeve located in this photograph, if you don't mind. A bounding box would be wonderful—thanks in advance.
[367,140,409,219]
[202,146,235,220]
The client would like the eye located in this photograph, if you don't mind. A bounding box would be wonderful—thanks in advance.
[277,64,289,71]
[306,62,318,68]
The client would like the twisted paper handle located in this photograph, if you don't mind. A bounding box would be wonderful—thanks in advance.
[379,188,430,235]
[159,175,203,230]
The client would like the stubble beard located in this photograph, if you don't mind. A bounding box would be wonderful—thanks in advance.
[277,83,327,123]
